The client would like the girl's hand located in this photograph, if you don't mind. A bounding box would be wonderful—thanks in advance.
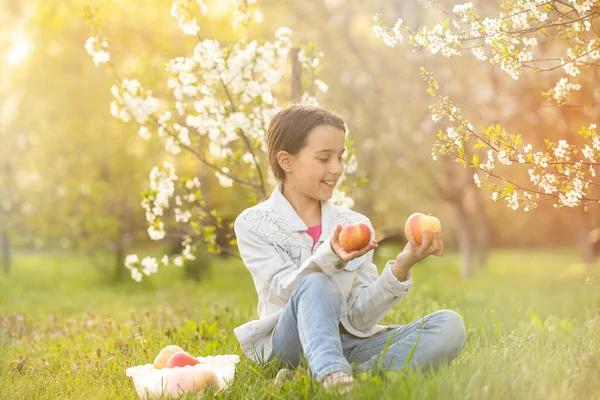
[330,224,379,262]
[400,230,444,265]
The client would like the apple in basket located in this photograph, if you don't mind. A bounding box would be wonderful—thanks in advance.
[192,371,220,392]
[165,351,200,368]
[153,345,184,369]
[127,347,240,399]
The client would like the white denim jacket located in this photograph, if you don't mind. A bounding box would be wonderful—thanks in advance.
[233,183,413,363]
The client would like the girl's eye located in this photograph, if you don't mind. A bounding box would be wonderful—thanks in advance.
[318,157,343,163]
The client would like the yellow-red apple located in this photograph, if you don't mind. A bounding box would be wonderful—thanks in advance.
[339,223,371,252]
[404,213,442,246]
[192,371,220,392]
[165,351,200,368]
[153,345,184,369]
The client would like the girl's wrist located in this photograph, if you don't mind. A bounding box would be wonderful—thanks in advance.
[397,251,419,267]
[391,261,410,282]
[391,252,415,282]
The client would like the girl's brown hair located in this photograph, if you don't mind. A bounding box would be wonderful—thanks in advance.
[266,104,346,185]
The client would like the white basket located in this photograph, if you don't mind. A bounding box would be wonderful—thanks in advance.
[126,354,240,399]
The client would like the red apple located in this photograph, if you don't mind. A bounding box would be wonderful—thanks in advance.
[339,223,371,252]
[404,213,442,246]
[153,345,184,369]
[165,351,200,368]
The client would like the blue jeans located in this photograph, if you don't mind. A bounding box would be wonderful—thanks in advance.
[270,272,466,382]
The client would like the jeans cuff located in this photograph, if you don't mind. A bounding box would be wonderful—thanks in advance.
[315,364,353,382]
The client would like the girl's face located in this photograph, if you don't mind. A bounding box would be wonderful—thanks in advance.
[284,124,345,201]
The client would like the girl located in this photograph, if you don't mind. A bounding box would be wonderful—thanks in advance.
[233,104,466,393]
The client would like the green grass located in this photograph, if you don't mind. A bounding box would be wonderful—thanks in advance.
[1,247,599,399]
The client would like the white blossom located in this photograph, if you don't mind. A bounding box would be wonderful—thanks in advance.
[562,58,580,77]
[345,154,358,174]
[481,149,495,171]
[173,256,184,267]
[141,257,159,275]
[314,79,329,93]
[138,126,151,140]
[182,243,196,260]
[446,127,458,139]
[522,36,538,47]
[505,190,519,210]
[497,149,512,165]
[568,0,595,14]
[553,77,581,103]
[175,208,192,223]
[125,254,139,269]
[372,17,404,47]
[329,187,355,208]
[216,167,234,187]
[471,47,487,61]
[171,1,207,35]
[593,136,600,151]
[84,37,110,66]
[130,268,143,282]
[111,79,159,124]
[148,222,166,240]
[538,173,558,194]
[185,177,201,189]
[453,3,474,15]
[178,126,191,146]
[473,173,482,187]
[558,178,585,207]
[182,20,200,36]
[553,140,568,159]
[533,152,548,168]
[242,153,255,165]
[165,137,182,154]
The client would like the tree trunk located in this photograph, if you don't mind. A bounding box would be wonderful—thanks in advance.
[575,207,595,266]
[115,236,126,280]
[291,48,302,102]
[454,203,473,279]
[1,227,10,275]
[471,189,491,269]
[115,182,133,280]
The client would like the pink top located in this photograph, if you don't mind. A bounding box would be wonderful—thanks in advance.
[307,224,322,250]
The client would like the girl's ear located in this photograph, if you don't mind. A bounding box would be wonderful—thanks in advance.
[277,150,294,172]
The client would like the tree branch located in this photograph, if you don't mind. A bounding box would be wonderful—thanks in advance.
[149,115,262,189]
[219,77,267,196]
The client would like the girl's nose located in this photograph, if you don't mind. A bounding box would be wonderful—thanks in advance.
[332,158,344,174]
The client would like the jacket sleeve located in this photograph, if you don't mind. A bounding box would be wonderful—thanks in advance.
[346,219,413,331]
[234,213,347,307]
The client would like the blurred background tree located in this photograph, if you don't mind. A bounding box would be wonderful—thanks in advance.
[1,0,598,283]
[374,0,600,272]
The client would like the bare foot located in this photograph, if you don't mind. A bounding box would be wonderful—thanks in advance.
[322,371,353,394]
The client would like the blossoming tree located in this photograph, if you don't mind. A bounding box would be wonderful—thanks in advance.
[85,0,358,281]
[373,1,600,212]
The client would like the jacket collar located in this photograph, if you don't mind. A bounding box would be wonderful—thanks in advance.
[268,182,335,244]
